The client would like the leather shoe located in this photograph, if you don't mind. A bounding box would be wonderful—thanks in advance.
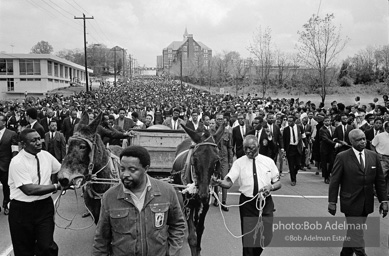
[315,171,319,175]
[324,179,330,184]
[4,207,9,215]
[291,181,296,186]
[221,205,229,212]
[213,200,219,207]
[307,165,311,170]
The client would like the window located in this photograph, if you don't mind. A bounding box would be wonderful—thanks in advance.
[183,46,187,51]
[168,54,172,59]
[19,59,40,75]
[54,63,58,77]
[7,78,14,91]
[60,65,63,78]
[0,59,13,75]
[48,78,53,81]
[65,67,68,78]
[48,61,52,76]
[194,46,199,51]
[204,49,208,53]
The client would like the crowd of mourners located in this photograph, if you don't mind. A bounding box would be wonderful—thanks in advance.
[1,76,389,186]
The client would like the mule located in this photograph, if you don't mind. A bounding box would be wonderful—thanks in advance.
[172,124,224,256]
[57,112,122,224]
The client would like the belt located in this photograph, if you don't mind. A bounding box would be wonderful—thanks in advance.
[11,197,52,205]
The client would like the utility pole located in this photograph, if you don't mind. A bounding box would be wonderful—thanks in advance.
[114,47,117,86]
[75,13,94,92]
[129,54,132,80]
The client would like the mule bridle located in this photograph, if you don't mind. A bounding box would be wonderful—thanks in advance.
[68,134,114,184]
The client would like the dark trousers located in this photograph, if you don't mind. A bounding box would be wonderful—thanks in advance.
[0,171,10,207]
[320,150,334,179]
[239,194,274,256]
[9,197,58,256]
[341,214,368,256]
[286,145,301,182]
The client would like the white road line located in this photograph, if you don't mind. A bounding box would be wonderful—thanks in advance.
[0,195,61,256]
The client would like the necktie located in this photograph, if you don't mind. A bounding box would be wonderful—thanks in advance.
[328,127,332,137]
[252,158,258,197]
[51,132,54,139]
[35,155,41,184]
[71,119,75,127]
[359,152,365,171]
[291,126,296,144]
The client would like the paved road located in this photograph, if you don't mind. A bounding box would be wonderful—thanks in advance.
[1,168,388,256]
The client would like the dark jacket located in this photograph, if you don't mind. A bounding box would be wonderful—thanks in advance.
[92,176,186,256]
[0,129,18,173]
[232,125,252,158]
[44,131,66,162]
[62,117,80,143]
[329,149,387,215]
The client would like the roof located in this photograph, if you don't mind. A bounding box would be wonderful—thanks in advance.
[0,53,93,73]
[163,40,211,51]
[164,41,185,51]
[197,41,211,50]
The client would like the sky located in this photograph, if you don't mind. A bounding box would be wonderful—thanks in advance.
[1,0,389,67]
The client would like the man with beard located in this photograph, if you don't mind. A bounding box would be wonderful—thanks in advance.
[92,146,186,256]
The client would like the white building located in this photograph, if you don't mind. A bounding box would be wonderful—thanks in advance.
[0,53,93,99]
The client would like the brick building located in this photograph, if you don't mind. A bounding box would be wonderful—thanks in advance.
[161,29,212,76]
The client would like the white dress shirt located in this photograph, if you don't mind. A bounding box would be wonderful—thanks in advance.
[227,154,279,197]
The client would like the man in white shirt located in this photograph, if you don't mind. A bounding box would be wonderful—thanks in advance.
[213,135,281,256]
[8,128,62,256]
[372,121,389,196]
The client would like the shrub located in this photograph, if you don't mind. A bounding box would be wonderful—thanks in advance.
[338,76,353,87]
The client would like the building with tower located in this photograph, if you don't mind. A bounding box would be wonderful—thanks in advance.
[159,28,212,77]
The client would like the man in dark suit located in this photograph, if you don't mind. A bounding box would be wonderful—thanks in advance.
[57,105,69,131]
[365,117,384,150]
[300,114,312,170]
[44,120,66,163]
[319,115,336,184]
[62,109,80,143]
[114,107,135,131]
[186,110,205,132]
[0,114,18,215]
[248,116,274,158]
[283,115,307,186]
[266,112,284,163]
[40,108,56,134]
[26,108,45,139]
[232,113,252,159]
[333,113,353,155]
[328,129,388,256]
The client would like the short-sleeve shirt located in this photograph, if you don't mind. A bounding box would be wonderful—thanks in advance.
[226,154,279,197]
[8,149,61,202]
[372,132,389,155]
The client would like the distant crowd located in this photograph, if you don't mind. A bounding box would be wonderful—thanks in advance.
[1,77,389,183]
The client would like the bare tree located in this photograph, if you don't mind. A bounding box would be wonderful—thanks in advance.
[297,14,348,103]
[248,26,273,98]
[31,41,54,54]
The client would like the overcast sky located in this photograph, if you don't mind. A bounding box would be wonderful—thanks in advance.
[1,0,389,67]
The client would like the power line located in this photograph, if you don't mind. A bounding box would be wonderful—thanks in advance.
[48,0,74,16]
[64,0,80,14]
[25,0,82,32]
[72,0,90,15]
[40,0,78,25]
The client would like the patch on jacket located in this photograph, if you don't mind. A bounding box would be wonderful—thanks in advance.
[155,212,164,228]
